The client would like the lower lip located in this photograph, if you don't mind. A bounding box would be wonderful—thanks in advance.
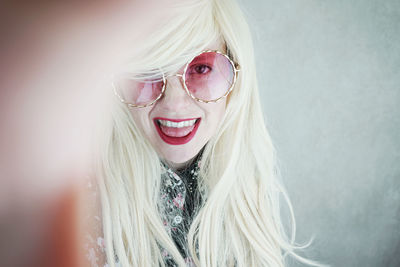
[153,118,201,145]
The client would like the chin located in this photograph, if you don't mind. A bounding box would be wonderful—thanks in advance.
[161,143,202,165]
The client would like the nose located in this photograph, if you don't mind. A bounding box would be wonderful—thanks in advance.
[158,74,192,111]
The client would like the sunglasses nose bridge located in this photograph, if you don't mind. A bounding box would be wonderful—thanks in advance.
[162,73,191,101]
[164,72,186,93]
[167,73,183,78]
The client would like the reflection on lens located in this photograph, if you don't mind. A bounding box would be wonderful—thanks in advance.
[115,76,164,106]
[184,52,234,101]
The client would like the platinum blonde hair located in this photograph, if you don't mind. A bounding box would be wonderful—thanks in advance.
[94,0,324,266]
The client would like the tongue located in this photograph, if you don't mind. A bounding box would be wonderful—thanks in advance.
[160,124,195,137]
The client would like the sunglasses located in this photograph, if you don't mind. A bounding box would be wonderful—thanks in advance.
[112,50,240,108]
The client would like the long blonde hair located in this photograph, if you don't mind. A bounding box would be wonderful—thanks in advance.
[94,0,323,266]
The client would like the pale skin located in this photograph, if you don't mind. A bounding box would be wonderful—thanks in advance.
[129,41,227,171]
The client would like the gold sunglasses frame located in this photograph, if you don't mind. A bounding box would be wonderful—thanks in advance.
[112,50,240,108]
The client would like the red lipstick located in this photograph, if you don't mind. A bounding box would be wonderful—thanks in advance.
[153,117,201,145]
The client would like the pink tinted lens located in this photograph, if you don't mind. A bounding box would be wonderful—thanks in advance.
[184,52,235,101]
[116,76,164,106]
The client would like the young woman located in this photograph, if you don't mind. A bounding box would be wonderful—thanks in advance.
[85,0,322,266]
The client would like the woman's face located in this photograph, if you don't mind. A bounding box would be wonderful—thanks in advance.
[130,42,227,170]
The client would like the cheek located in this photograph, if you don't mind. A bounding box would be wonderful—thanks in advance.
[216,99,227,118]
[204,100,227,128]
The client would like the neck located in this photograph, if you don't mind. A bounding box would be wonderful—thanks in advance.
[164,157,195,172]
[162,145,205,172]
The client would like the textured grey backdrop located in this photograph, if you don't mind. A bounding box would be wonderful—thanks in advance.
[238,1,400,266]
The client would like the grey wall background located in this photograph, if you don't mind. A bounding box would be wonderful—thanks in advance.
[238,1,400,267]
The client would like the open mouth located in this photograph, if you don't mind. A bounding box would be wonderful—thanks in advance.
[153,117,201,145]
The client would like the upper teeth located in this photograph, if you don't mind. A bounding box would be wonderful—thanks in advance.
[158,119,197,128]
